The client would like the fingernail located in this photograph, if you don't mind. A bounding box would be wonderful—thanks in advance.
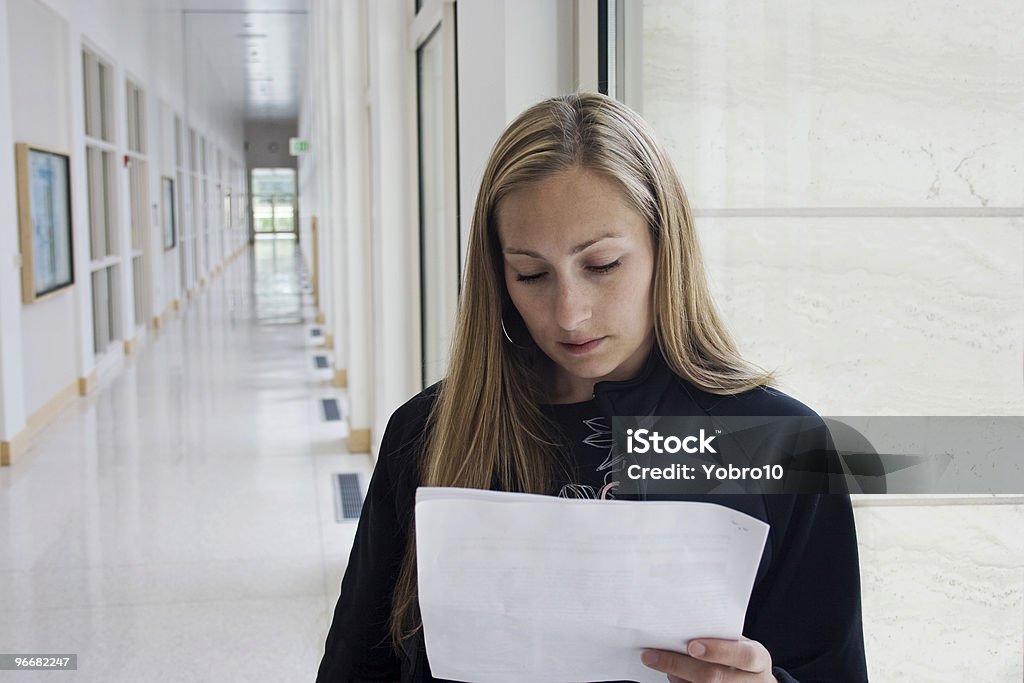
[688,641,706,657]
[641,650,659,666]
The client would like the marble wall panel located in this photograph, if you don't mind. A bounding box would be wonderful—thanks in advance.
[693,216,1022,415]
[852,502,1024,681]
[642,0,1024,209]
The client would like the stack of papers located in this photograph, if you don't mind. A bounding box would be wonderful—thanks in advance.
[415,487,769,683]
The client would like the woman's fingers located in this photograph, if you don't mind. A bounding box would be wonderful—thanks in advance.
[685,637,772,672]
[641,637,774,682]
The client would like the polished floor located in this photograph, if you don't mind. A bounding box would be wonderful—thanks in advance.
[0,238,368,681]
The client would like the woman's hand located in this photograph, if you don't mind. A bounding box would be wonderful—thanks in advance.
[641,637,777,683]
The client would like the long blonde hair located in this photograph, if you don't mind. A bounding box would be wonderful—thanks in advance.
[390,92,775,647]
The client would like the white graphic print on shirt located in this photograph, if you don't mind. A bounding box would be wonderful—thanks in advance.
[557,416,625,500]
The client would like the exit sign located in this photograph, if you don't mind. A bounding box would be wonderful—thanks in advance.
[290,138,310,155]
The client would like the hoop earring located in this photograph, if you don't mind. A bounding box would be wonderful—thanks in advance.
[500,317,530,349]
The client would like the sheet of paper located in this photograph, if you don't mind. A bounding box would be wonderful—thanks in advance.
[415,487,769,683]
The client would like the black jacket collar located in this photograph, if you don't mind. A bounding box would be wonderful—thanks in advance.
[592,345,709,418]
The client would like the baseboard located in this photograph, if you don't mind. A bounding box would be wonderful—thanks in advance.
[348,428,371,454]
[25,379,78,435]
[3,378,79,465]
[0,430,29,466]
[78,371,97,396]
[150,302,176,333]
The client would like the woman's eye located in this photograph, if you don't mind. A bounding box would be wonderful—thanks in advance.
[516,272,546,283]
[588,259,622,274]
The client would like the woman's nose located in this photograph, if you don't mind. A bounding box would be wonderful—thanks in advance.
[554,279,591,331]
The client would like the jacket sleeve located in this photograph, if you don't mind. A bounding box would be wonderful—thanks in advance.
[316,409,420,683]
[749,494,869,683]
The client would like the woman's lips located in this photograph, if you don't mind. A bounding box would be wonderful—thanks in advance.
[559,337,604,354]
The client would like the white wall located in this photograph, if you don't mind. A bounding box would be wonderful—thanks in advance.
[363,0,414,450]
[0,0,27,443]
[0,0,246,455]
[8,0,69,151]
[7,0,78,416]
[853,500,1024,680]
[455,0,575,275]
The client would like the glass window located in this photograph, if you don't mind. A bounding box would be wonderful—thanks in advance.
[132,255,146,326]
[416,24,459,387]
[174,116,182,168]
[91,265,118,354]
[125,81,146,154]
[251,168,297,235]
[83,48,115,143]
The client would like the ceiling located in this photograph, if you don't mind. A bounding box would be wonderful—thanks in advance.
[182,0,308,121]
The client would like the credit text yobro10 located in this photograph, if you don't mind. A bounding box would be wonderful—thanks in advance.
[623,427,785,483]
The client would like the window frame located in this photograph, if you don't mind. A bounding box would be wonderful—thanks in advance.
[410,0,460,389]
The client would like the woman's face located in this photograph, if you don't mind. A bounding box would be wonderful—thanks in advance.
[497,166,656,403]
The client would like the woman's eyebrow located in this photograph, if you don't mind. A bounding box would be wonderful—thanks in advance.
[503,233,621,258]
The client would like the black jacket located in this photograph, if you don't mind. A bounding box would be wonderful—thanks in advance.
[317,350,868,682]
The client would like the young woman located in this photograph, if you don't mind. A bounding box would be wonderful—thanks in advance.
[317,92,868,683]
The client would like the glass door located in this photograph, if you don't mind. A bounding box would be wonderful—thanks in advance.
[251,168,297,237]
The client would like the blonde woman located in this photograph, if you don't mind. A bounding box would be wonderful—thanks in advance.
[317,93,867,683]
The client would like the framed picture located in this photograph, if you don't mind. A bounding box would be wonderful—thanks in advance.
[161,176,176,250]
[15,144,74,304]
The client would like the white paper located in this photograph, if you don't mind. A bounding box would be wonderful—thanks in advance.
[414,487,769,683]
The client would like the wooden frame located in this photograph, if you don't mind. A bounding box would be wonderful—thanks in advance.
[15,143,75,304]
[161,176,176,250]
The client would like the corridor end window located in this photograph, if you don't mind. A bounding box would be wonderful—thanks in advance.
[251,168,297,236]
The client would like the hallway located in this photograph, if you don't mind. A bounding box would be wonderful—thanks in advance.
[0,239,364,681]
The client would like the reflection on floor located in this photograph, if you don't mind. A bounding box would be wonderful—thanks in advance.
[0,238,368,682]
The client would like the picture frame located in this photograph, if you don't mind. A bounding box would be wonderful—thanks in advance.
[15,144,74,304]
[161,176,176,250]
